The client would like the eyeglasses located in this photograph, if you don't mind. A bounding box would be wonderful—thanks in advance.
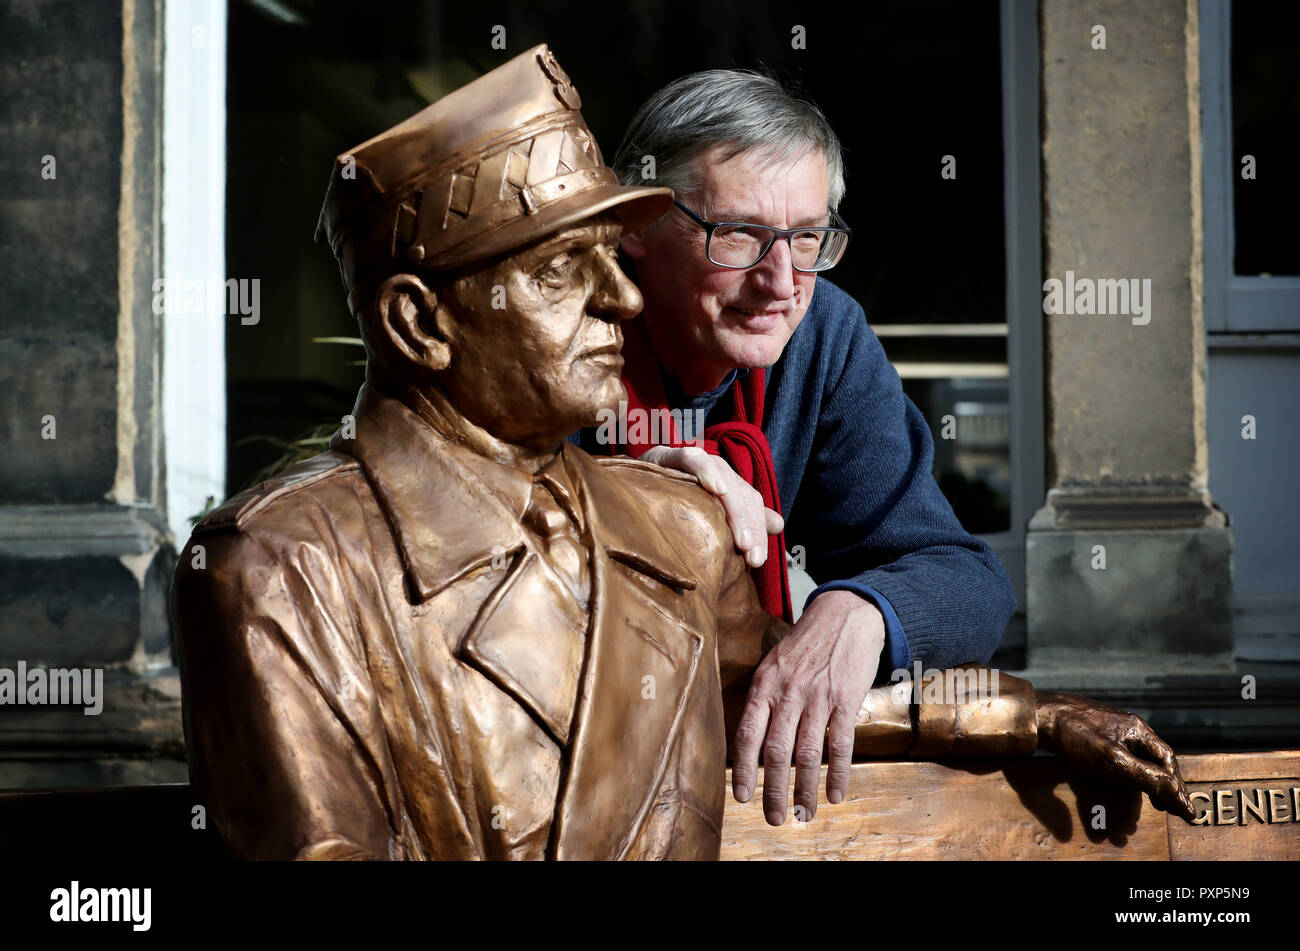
[673,200,852,272]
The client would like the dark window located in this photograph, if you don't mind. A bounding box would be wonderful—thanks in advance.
[1231,0,1300,276]
[226,0,1008,532]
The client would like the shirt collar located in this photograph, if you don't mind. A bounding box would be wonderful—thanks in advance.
[662,366,746,411]
[360,391,582,529]
[535,451,584,530]
[333,385,592,600]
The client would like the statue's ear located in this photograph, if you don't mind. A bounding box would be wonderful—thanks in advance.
[373,273,451,373]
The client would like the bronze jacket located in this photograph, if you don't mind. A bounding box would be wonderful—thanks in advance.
[173,385,780,860]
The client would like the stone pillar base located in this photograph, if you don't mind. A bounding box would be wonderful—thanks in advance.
[0,504,183,787]
[1026,488,1235,671]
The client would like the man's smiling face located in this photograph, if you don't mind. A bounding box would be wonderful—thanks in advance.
[623,144,830,393]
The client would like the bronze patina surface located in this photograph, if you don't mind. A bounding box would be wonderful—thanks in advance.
[172,44,1193,861]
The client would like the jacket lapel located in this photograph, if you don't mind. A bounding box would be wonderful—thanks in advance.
[339,386,589,743]
[550,449,706,860]
[336,385,532,603]
[340,390,712,859]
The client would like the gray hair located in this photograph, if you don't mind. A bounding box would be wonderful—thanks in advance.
[611,69,845,219]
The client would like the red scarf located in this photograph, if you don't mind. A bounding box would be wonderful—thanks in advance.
[611,315,793,622]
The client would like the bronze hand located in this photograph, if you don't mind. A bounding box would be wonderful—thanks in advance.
[1035,690,1196,821]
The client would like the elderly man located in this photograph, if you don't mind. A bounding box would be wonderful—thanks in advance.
[571,70,1020,823]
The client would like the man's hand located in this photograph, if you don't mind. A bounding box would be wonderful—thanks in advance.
[640,446,783,567]
[1035,690,1196,822]
[730,590,885,825]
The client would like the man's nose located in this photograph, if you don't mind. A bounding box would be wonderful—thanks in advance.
[750,235,797,301]
[589,248,643,322]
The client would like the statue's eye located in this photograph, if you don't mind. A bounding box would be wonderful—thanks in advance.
[535,254,575,286]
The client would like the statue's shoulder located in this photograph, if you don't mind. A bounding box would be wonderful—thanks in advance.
[190,451,362,537]
[590,454,704,488]
[588,453,729,531]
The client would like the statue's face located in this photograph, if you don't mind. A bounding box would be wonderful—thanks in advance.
[436,212,642,450]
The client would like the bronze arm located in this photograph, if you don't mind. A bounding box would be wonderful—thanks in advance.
[850,666,1195,820]
[852,666,1038,759]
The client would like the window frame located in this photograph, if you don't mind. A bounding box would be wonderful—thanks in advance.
[979,0,1045,611]
[1201,0,1300,334]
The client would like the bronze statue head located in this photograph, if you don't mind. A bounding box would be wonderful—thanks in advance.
[315,45,672,454]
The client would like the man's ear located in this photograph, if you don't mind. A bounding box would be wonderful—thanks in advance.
[373,273,451,373]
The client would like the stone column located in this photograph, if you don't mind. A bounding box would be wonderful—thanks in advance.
[1027,0,1234,672]
[0,0,183,786]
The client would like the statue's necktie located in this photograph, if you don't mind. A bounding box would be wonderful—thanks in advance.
[524,480,590,606]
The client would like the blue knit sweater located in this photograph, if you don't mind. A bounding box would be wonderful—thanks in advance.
[571,277,1017,675]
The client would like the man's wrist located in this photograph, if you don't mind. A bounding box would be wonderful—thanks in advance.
[806,581,907,672]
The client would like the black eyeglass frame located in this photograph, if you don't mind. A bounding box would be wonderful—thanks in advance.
[672,199,852,273]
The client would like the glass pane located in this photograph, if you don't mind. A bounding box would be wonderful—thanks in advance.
[1231,0,1300,276]
[902,376,1011,535]
[225,0,1009,539]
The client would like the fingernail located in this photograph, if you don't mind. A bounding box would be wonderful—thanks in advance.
[736,785,751,803]
[748,549,765,567]
[765,809,784,826]
[828,789,844,805]
[737,529,751,547]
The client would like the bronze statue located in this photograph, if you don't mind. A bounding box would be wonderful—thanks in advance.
[172,45,1192,861]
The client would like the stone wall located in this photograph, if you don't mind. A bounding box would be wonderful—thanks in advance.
[1028,0,1234,671]
[0,0,184,788]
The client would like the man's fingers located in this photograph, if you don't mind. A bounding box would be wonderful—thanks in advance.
[824,703,857,805]
[761,691,805,826]
[641,446,714,483]
[706,461,768,566]
[791,702,832,822]
[731,682,774,805]
[764,507,785,536]
[642,447,770,565]
[725,489,769,567]
[696,452,732,496]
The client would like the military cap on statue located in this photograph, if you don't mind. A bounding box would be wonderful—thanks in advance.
[316,43,673,315]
